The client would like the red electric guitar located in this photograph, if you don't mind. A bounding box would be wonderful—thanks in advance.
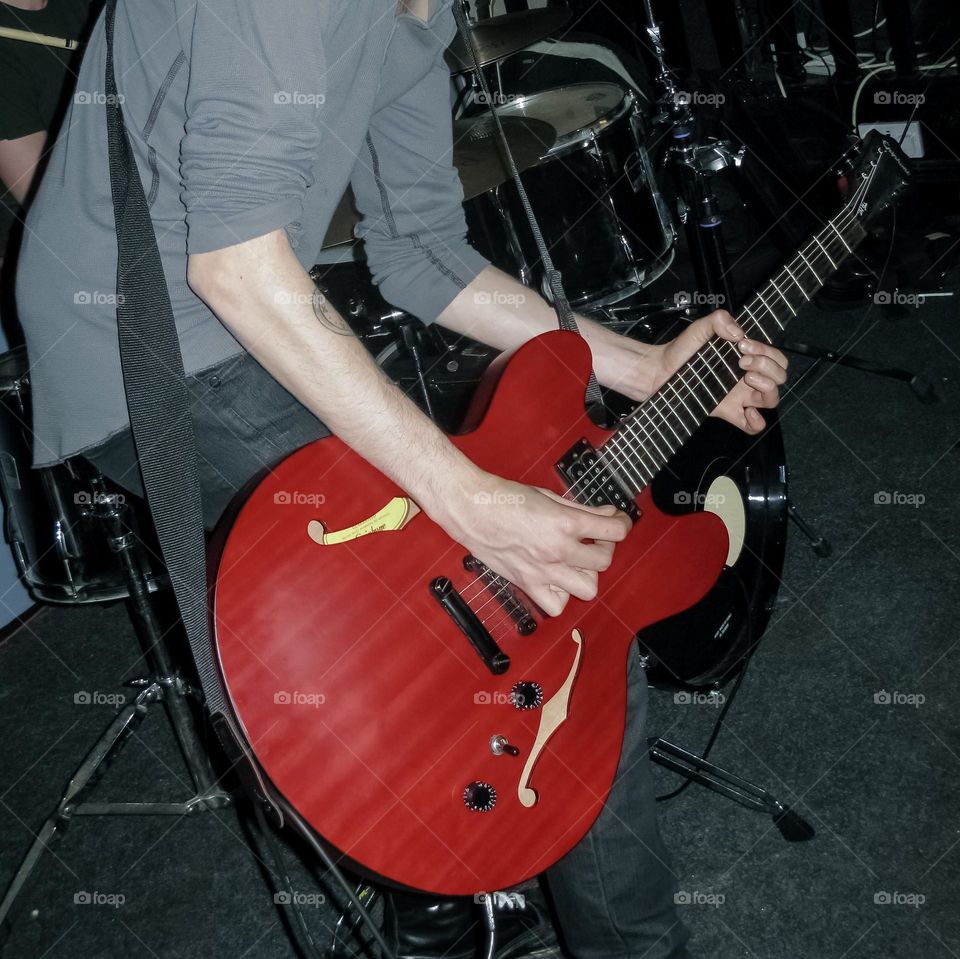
[212,134,908,895]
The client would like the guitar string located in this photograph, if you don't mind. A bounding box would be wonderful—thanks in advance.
[460,205,863,630]
[457,170,876,627]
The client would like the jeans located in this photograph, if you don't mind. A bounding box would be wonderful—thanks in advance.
[87,351,690,958]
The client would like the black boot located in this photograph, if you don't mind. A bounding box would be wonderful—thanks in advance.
[383,891,478,959]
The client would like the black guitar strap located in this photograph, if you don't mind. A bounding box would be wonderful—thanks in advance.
[102,0,276,811]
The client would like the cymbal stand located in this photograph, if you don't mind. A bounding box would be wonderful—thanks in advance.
[0,479,232,939]
[643,0,744,315]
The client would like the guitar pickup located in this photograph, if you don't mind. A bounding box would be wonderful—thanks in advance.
[556,439,639,520]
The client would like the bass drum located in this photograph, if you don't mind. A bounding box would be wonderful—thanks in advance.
[635,411,788,690]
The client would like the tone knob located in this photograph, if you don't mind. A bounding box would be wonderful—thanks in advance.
[511,681,543,710]
[463,781,497,812]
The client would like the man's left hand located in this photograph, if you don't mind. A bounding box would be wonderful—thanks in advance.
[656,309,788,435]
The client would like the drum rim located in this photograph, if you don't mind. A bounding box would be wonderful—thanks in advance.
[494,81,637,160]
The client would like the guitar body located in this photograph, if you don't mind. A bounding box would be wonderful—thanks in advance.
[213,331,729,895]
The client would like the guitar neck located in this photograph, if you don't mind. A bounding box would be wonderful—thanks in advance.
[601,209,868,498]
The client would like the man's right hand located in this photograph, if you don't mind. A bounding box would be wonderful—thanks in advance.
[434,471,632,617]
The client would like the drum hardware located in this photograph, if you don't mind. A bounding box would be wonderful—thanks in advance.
[0,351,232,935]
[320,115,556,252]
[445,6,572,75]
[643,0,743,315]
[464,82,676,307]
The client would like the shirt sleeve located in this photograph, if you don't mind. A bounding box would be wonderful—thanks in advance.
[177,0,327,255]
[0,45,45,141]
[350,34,490,324]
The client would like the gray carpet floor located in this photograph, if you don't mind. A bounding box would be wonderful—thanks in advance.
[1,282,958,958]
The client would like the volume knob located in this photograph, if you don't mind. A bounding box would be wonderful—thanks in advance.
[463,781,497,812]
[511,681,543,710]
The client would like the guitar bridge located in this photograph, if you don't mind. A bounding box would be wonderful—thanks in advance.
[463,556,537,636]
[556,439,639,520]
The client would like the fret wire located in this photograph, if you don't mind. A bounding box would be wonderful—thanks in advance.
[782,264,810,300]
[796,248,822,285]
[828,220,853,253]
[753,289,783,333]
[812,235,837,269]
[609,419,659,485]
[768,277,797,316]
[674,364,714,416]
[615,419,666,476]
[603,428,653,490]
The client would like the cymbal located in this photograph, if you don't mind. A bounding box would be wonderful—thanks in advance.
[321,115,556,249]
[452,114,555,200]
[445,8,572,74]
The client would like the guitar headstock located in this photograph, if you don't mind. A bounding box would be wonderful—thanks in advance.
[840,131,912,227]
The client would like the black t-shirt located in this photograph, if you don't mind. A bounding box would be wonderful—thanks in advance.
[0,0,97,250]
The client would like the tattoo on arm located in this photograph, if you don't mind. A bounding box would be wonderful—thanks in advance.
[312,292,352,336]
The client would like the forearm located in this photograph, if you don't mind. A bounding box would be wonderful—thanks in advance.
[437,266,664,401]
[187,230,480,519]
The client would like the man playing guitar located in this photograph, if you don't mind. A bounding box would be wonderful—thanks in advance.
[17,0,786,955]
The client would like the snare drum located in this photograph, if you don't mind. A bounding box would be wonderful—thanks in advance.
[465,82,675,307]
[0,348,162,603]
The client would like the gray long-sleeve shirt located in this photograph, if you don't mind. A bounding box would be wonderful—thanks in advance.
[17,0,489,466]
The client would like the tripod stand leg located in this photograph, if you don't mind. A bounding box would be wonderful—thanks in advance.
[106,499,227,806]
[649,738,815,842]
[0,685,158,931]
[787,499,831,557]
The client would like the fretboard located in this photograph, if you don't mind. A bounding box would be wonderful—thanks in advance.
[599,210,867,498]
